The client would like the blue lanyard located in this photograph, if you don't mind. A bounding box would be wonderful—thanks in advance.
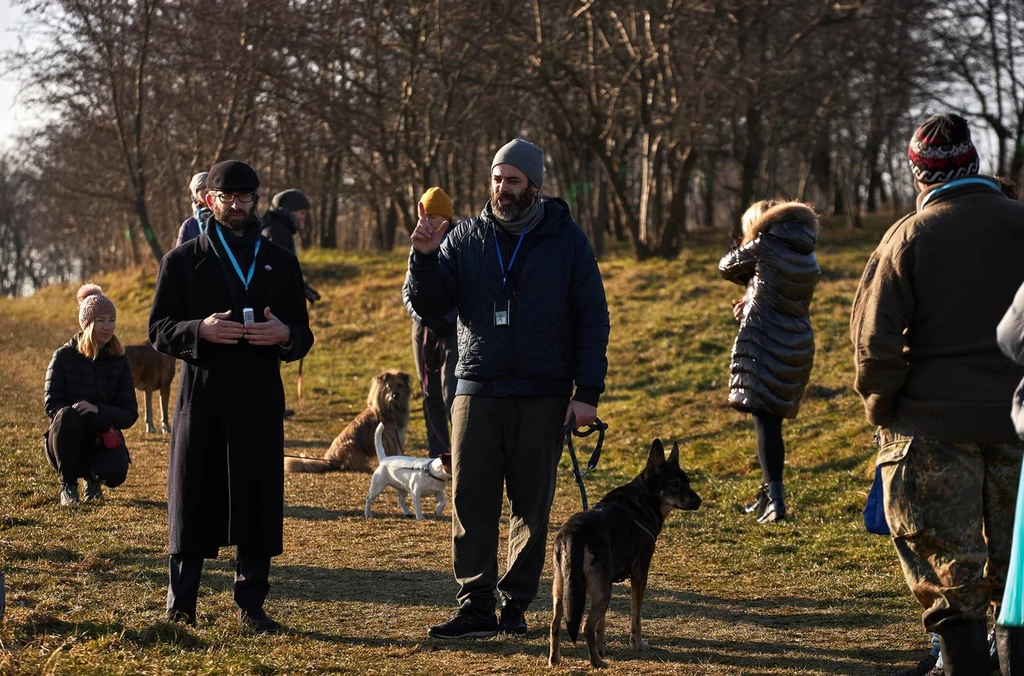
[919,177,1000,210]
[493,229,526,289]
[215,225,261,291]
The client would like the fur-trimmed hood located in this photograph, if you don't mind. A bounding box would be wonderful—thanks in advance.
[743,202,819,254]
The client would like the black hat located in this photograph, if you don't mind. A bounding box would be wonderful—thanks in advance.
[272,189,311,212]
[206,160,260,193]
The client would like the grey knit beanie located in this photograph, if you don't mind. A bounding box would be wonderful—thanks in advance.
[491,139,544,190]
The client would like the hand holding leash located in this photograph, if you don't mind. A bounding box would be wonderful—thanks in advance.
[565,413,608,510]
[564,400,597,428]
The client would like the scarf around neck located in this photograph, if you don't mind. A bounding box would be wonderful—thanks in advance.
[483,197,544,236]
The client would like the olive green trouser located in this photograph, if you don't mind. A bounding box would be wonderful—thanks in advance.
[450,394,568,614]
[878,421,1023,632]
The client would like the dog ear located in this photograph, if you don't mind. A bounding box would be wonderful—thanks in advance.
[668,442,680,467]
[400,372,411,387]
[646,439,666,469]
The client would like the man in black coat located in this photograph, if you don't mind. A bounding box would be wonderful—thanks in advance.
[407,139,610,640]
[149,160,314,632]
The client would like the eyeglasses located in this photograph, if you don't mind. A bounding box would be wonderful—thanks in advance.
[212,191,255,204]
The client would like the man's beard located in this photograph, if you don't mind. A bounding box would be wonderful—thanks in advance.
[490,187,536,222]
[213,203,250,232]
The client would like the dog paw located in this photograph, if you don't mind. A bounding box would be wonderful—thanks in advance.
[629,635,649,652]
[146,424,156,434]
[547,655,560,667]
[589,656,609,669]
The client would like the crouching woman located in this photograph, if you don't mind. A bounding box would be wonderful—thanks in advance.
[43,284,138,506]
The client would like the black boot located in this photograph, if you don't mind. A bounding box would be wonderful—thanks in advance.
[757,482,786,523]
[997,624,1024,675]
[744,483,769,516]
[938,618,990,675]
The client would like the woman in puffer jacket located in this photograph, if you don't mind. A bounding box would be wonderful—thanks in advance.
[43,284,137,506]
[719,200,820,523]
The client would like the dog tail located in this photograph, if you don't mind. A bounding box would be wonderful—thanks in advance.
[373,422,389,463]
[284,456,337,473]
[564,535,587,643]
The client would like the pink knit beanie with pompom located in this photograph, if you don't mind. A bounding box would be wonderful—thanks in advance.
[76,284,116,329]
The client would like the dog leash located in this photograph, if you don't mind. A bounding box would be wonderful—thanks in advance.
[564,413,608,511]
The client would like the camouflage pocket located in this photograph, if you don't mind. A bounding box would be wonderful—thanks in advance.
[876,427,921,538]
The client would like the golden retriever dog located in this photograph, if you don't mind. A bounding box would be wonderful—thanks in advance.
[285,370,411,473]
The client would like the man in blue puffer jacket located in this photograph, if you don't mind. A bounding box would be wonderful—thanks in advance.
[407,139,610,640]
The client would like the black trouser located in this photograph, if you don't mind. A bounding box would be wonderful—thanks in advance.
[45,407,129,487]
[450,395,567,614]
[411,322,458,458]
[166,550,271,618]
[753,411,785,483]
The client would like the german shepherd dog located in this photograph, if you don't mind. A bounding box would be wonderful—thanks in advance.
[549,439,701,669]
[285,370,411,473]
[123,341,176,434]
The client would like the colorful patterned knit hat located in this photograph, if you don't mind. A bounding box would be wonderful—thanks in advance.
[908,114,980,185]
[77,284,116,329]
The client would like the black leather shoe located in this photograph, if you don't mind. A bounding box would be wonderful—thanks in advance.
[239,608,283,634]
[282,409,295,419]
[165,608,196,626]
[938,617,990,675]
[498,604,527,637]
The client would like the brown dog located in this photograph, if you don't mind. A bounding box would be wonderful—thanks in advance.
[123,341,176,434]
[285,370,411,473]
[549,439,701,669]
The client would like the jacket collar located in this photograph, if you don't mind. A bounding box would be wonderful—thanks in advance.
[916,175,1002,211]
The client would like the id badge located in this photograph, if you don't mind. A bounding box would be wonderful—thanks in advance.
[494,300,510,327]
[242,307,255,326]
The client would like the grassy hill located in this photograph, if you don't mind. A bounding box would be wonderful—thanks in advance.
[0,218,934,675]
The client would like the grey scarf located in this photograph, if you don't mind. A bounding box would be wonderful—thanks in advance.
[483,198,544,236]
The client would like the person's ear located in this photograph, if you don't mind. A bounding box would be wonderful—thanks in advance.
[205,192,215,208]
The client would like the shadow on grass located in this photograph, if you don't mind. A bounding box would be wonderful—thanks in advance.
[284,505,351,521]
[22,613,207,651]
[284,438,326,449]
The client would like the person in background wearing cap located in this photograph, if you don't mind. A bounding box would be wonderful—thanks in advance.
[262,188,321,306]
[43,284,137,506]
[175,172,211,247]
[851,114,1024,674]
[402,187,459,458]
[149,160,314,633]
[408,139,609,640]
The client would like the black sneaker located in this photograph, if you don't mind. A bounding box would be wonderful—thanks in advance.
[428,606,498,639]
[498,605,527,637]
[895,651,937,676]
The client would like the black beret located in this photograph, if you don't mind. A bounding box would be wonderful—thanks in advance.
[206,160,260,193]
[272,189,311,212]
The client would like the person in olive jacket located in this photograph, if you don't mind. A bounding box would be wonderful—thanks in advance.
[719,200,820,523]
[44,284,137,507]
[149,160,314,633]
[408,139,610,640]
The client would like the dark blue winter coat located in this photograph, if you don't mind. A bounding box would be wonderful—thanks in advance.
[407,197,609,405]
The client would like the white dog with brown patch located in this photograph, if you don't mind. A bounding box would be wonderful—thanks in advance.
[365,423,452,520]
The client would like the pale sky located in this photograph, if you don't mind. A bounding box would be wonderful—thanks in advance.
[0,0,35,150]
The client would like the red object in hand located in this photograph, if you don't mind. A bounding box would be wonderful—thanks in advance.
[97,426,121,449]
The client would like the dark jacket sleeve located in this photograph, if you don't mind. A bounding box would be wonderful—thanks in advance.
[43,348,69,420]
[276,255,314,363]
[719,239,760,286]
[403,270,457,332]
[568,230,610,406]
[998,280,1024,365]
[407,229,460,322]
[850,241,915,427]
[148,253,209,368]
[93,357,139,431]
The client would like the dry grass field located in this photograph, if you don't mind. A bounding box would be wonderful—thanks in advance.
[0,218,937,675]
